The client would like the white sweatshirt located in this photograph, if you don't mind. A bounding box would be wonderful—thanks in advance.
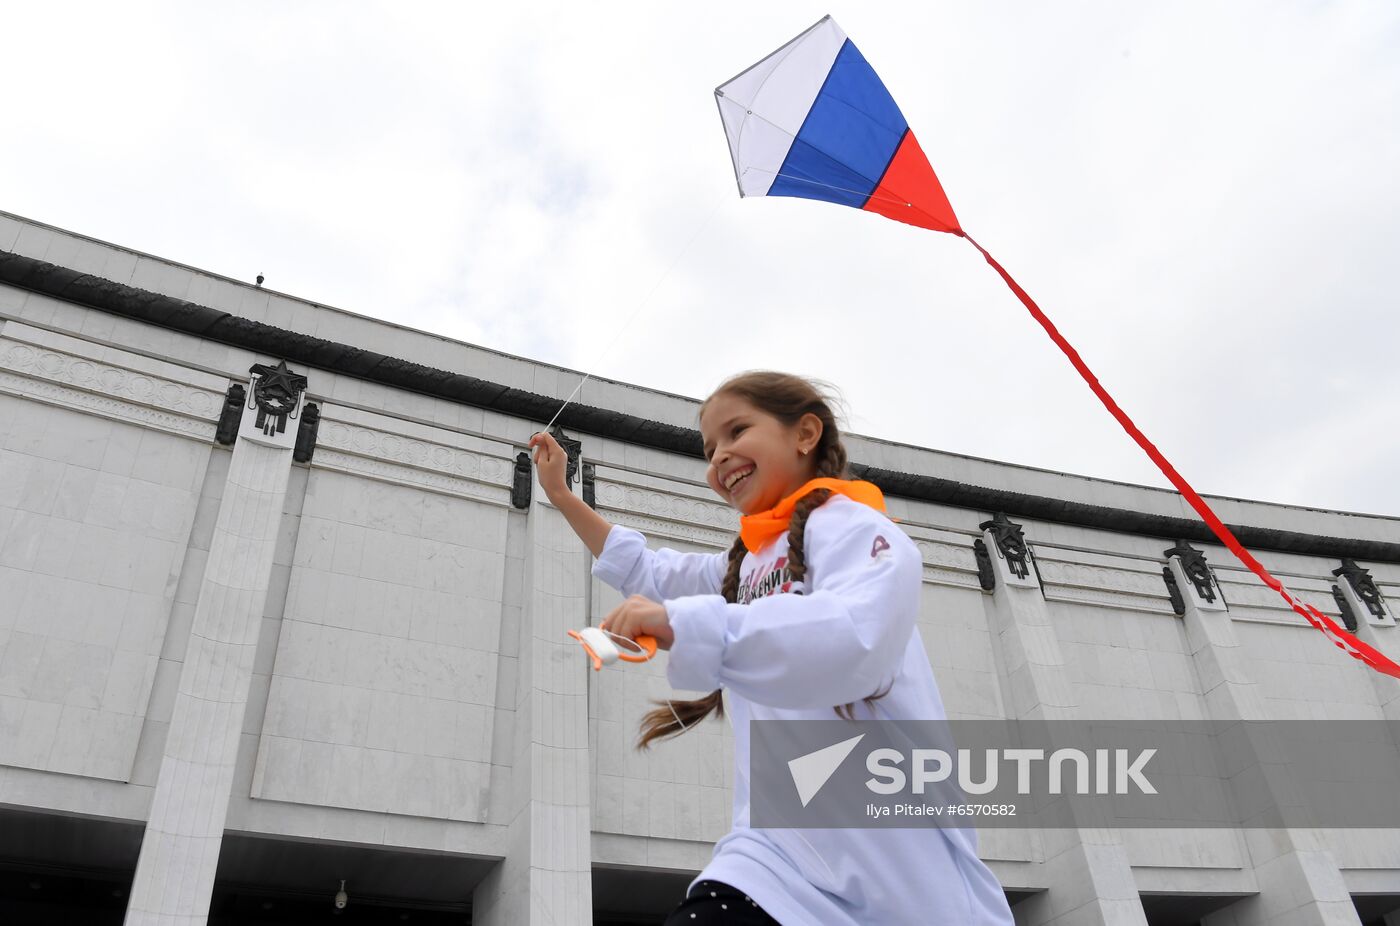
[592,494,1014,926]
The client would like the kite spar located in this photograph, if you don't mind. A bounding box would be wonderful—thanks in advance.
[715,15,1400,681]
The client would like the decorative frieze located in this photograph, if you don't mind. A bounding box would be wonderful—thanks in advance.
[1038,558,1172,598]
[317,421,513,487]
[0,341,222,420]
[0,369,215,441]
[918,562,987,593]
[987,537,1185,614]
[1035,541,1180,615]
[1207,577,1267,609]
[1043,582,1179,616]
[0,338,222,441]
[909,536,977,572]
[906,535,985,591]
[313,448,512,507]
[594,481,736,532]
[1212,572,1343,627]
[606,509,734,550]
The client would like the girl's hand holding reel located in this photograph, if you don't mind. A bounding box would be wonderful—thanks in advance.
[529,430,671,672]
[569,593,672,671]
[568,625,658,671]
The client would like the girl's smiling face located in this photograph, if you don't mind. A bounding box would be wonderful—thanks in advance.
[700,392,822,515]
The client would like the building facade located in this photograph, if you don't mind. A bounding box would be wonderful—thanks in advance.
[1,210,1398,925]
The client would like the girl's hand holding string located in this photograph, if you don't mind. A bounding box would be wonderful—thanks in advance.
[600,595,675,652]
[527,429,614,559]
[527,431,571,501]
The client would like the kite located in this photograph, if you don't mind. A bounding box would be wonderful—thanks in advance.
[715,15,1400,681]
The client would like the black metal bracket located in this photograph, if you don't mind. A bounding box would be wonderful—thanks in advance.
[1332,559,1386,619]
[215,383,245,446]
[978,512,1031,581]
[512,452,532,510]
[1163,540,1217,604]
[293,402,320,463]
[1163,566,1186,616]
[582,462,596,510]
[1331,584,1359,633]
[973,539,995,591]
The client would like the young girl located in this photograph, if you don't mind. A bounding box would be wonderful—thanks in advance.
[529,371,1013,926]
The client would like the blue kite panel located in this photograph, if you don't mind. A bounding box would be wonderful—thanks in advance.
[769,39,909,206]
[768,138,881,208]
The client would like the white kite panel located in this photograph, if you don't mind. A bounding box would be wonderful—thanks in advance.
[715,16,847,197]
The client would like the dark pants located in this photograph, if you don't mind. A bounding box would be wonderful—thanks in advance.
[663,879,783,925]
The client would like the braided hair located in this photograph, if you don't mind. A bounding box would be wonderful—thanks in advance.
[636,372,893,749]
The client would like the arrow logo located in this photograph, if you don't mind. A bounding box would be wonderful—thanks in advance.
[788,734,865,807]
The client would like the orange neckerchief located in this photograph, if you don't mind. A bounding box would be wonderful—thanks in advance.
[738,477,886,554]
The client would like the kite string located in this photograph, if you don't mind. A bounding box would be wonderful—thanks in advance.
[961,232,1400,681]
[542,192,727,435]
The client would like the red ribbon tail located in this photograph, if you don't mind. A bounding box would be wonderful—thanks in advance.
[962,234,1400,682]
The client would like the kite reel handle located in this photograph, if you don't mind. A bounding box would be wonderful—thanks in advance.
[567,626,658,671]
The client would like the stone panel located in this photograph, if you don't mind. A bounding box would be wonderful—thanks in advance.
[1235,620,1382,720]
[250,468,506,821]
[0,394,206,781]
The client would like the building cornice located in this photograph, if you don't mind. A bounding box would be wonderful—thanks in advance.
[3,248,1397,564]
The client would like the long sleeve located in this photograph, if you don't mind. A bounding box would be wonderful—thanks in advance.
[591,524,729,602]
[664,498,921,709]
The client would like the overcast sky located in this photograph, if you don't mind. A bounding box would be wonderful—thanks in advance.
[4,2,1398,518]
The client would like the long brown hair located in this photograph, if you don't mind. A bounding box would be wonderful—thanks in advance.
[637,371,893,749]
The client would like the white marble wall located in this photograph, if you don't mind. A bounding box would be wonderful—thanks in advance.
[0,319,220,783]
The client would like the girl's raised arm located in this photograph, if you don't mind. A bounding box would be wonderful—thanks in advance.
[529,431,611,557]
